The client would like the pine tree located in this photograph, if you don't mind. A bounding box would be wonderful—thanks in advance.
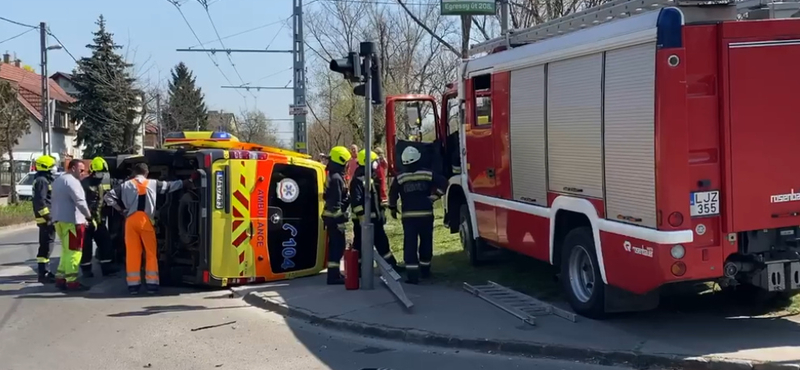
[162,62,207,132]
[72,15,141,157]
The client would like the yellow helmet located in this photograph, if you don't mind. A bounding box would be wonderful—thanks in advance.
[328,146,351,165]
[90,157,108,173]
[357,149,379,166]
[34,155,56,172]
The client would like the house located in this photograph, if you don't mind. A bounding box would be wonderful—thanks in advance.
[207,110,237,133]
[143,122,159,149]
[0,53,79,161]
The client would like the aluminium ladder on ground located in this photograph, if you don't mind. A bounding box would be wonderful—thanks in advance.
[469,0,800,57]
[463,281,577,326]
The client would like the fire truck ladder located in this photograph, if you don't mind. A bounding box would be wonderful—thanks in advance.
[463,281,577,326]
[469,0,800,57]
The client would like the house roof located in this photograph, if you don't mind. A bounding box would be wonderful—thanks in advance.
[0,63,75,122]
[50,71,74,83]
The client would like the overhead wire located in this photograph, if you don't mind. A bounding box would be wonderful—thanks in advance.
[0,28,35,45]
[198,0,257,100]
[0,16,37,29]
[186,16,290,49]
[166,0,248,101]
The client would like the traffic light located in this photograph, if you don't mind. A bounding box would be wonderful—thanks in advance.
[329,52,361,83]
[353,55,383,105]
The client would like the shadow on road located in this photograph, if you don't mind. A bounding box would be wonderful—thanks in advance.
[107,304,248,317]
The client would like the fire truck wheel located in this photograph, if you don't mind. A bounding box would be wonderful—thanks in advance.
[460,204,486,266]
[561,227,606,319]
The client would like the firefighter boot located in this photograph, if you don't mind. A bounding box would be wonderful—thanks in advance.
[81,265,95,278]
[146,284,159,295]
[37,263,54,284]
[420,265,431,279]
[101,264,120,277]
[405,268,420,285]
[327,268,344,285]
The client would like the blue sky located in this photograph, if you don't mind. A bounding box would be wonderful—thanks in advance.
[1,0,303,143]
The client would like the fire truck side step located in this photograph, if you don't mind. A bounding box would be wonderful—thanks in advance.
[463,281,577,326]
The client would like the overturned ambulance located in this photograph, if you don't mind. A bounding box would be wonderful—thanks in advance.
[104,131,328,287]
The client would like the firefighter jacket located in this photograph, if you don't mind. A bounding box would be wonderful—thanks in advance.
[350,166,386,224]
[81,172,115,222]
[388,165,447,218]
[322,161,349,224]
[32,171,54,224]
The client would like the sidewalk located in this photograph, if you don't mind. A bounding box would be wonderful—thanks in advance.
[235,275,800,370]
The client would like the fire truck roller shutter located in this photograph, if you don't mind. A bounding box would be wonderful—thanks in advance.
[546,53,604,199]
[509,64,548,207]
[602,42,657,228]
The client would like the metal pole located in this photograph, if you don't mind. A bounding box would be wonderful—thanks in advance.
[500,0,510,47]
[39,22,50,156]
[155,93,162,148]
[292,0,308,154]
[360,41,375,290]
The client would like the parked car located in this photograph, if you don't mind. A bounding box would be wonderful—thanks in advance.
[15,172,62,201]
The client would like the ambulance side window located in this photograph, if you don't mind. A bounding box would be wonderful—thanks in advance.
[472,74,492,127]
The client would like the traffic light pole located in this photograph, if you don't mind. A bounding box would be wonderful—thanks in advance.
[360,41,375,290]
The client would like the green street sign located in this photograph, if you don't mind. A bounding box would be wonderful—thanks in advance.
[441,0,497,15]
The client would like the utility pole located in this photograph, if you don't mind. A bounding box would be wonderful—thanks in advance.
[39,22,51,156]
[500,0,510,42]
[155,93,162,147]
[292,0,308,154]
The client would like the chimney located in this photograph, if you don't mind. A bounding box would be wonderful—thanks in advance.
[13,59,21,67]
[2,52,9,64]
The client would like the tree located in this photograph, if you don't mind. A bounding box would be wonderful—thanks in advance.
[0,81,31,204]
[235,110,282,148]
[162,62,207,132]
[73,15,141,157]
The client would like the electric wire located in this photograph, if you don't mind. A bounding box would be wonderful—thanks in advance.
[0,28,35,45]
[199,2,258,100]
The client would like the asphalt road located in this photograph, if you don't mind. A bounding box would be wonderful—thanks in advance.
[0,225,633,370]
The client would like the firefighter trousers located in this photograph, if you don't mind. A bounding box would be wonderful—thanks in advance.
[402,216,434,275]
[36,223,55,268]
[79,221,114,273]
[352,219,397,266]
[125,211,159,289]
[54,222,86,289]
[325,221,346,278]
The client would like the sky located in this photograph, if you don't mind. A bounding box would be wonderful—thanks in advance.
[0,0,310,144]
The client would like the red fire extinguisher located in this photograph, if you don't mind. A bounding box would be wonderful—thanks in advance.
[344,246,360,290]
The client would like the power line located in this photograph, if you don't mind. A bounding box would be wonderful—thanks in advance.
[0,28,35,45]
[46,30,78,62]
[199,1,253,95]
[186,17,290,49]
[242,67,292,87]
[0,16,37,29]
[326,0,435,5]
[166,0,247,101]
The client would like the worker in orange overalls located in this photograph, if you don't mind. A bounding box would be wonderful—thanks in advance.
[104,163,193,295]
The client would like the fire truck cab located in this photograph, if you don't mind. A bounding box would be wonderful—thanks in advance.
[388,0,800,318]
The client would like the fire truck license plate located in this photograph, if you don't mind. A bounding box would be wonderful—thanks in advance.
[690,191,719,217]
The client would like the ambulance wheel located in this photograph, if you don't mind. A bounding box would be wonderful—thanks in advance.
[460,204,486,267]
[560,227,606,319]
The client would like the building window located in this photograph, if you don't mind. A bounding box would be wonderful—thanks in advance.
[54,111,68,128]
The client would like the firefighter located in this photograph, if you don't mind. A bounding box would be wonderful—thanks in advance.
[350,149,400,273]
[51,160,93,291]
[104,163,191,295]
[78,157,118,277]
[322,146,351,285]
[388,146,447,284]
[32,155,57,283]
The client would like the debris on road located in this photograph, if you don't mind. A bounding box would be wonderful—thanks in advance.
[190,320,237,332]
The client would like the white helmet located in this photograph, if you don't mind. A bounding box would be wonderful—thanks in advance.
[401,146,421,165]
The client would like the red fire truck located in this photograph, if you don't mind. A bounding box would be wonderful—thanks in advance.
[386,0,800,318]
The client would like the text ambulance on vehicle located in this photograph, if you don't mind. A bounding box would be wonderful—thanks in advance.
[104,131,328,287]
[385,0,800,318]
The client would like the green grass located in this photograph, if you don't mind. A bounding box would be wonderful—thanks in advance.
[0,201,34,227]
[380,203,563,302]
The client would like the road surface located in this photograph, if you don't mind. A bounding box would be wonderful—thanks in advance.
[0,225,632,370]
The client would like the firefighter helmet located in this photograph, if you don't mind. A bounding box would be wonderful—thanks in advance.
[34,155,57,172]
[357,149,378,166]
[328,146,351,165]
[401,146,421,165]
[90,157,109,173]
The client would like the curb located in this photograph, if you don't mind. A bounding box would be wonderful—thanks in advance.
[0,222,36,236]
[242,291,799,370]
